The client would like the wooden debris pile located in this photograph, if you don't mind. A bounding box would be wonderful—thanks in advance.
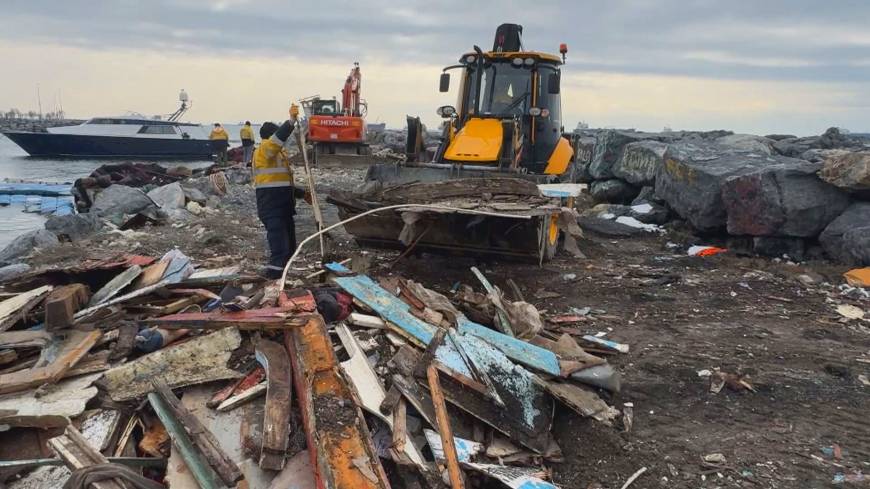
[0,252,628,489]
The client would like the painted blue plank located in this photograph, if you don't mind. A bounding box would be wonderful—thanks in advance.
[0,195,10,206]
[23,196,42,213]
[329,262,562,376]
[458,317,561,376]
[39,197,58,214]
[10,195,27,204]
[0,183,72,196]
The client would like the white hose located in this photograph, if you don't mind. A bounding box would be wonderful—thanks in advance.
[279,203,532,288]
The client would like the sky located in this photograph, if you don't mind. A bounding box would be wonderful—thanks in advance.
[1,0,868,136]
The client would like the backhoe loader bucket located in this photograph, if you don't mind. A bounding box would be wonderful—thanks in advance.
[327,177,582,263]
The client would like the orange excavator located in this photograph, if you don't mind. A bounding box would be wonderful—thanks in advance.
[302,62,370,163]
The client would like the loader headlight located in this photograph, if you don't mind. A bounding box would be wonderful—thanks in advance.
[541,108,550,117]
[437,105,456,118]
[524,57,535,66]
[528,107,542,116]
[512,58,523,66]
[465,55,476,64]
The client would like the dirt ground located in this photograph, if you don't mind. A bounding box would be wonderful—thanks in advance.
[25,164,870,488]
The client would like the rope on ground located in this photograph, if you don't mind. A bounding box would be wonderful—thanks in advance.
[278,204,532,289]
[620,466,648,489]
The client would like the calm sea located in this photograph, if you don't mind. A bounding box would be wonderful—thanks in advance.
[0,134,212,250]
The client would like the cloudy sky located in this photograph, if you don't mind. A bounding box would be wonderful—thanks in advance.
[1,0,868,135]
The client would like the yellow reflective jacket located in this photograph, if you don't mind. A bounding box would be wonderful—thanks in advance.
[240,125,254,141]
[252,138,292,188]
[209,127,229,140]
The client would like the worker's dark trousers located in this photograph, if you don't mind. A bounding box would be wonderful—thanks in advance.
[256,187,296,270]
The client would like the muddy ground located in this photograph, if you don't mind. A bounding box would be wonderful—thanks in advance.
[26,164,870,488]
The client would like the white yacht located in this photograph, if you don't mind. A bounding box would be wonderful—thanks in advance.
[2,91,218,159]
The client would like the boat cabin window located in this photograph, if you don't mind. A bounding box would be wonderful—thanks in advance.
[88,118,141,125]
[138,125,178,135]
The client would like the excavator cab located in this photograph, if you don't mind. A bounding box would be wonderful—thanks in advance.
[310,99,339,115]
[371,23,574,184]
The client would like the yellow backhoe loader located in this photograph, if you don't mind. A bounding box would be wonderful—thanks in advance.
[329,24,584,262]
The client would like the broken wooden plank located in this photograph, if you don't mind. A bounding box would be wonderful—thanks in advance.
[535,377,619,425]
[348,312,387,329]
[423,429,483,463]
[101,328,242,402]
[208,366,265,408]
[144,307,309,330]
[0,330,52,349]
[89,265,143,307]
[470,266,514,337]
[285,315,390,489]
[0,349,16,365]
[148,390,224,489]
[44,284,90,330]
[427,364,465,489]
[110,322,138,361]
[216,382,266,412]
[164,385,277,488]
[0,330,101,395]
[0,372,102,420]
[153,380,243,486]
[335,324,427,469]
[581,335,630,354]
[74,280,170,322]
[0,285,52,332]
[131,259,170,290]
[47,425,125,489]
[328,263,561,376]
[254,338,292,471]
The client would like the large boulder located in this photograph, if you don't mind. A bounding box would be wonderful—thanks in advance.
[589,179,638,204]
[654,140,770,232]
[819,202,870,265]
[147,182,185,210]
[90,185,156,218]
[589,130,651,179]
[569,136,596,183]
[45,213,104,241]
[0,263,30,283]
[0,229,59,264]
[721,159,850,237]
[612,140,668,186]
[819,151,870,194]
[716,134,774,155]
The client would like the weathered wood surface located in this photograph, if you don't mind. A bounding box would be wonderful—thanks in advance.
[427,364,465,489]
[102,328,242,401]
[0,330,101,395]
[0,285,52,332]
[47,425,125,489]
[44,284,90,330]
[153,380,242,486]
[88,265,142,307]
[285,315,390,489]
[254,338,292,471]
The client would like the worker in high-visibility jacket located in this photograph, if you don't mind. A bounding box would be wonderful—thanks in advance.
[239,121,255,164]
[209,123,230,164]
[252,108,308,278]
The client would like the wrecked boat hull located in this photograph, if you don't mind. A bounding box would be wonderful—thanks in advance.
[333,203,559,262]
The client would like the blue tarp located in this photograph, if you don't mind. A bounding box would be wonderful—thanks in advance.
[0,182,72,196]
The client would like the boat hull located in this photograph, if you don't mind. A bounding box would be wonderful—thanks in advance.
[2,132,216,159]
